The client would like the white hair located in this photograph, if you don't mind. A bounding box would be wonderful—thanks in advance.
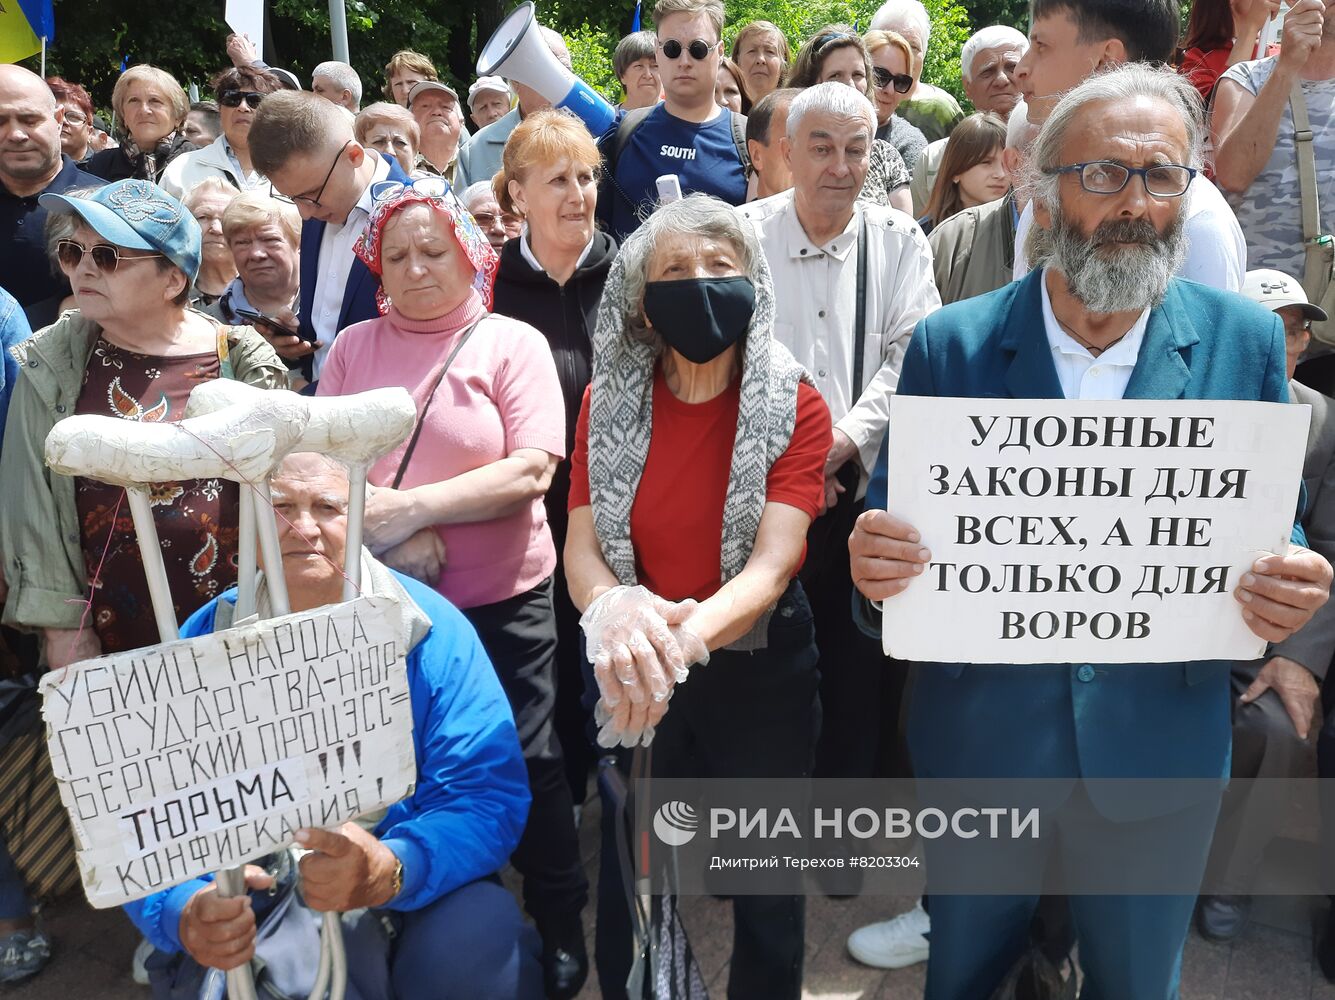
[786,81,877,140]
[961,26,1028,83]
[312,61,363,106]
[870,0,931,47]
[461,181,496,209]
[1024,64,1205,215]
[1005,99,1035,151]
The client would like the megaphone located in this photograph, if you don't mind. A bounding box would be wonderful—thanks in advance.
[477,2,617,136]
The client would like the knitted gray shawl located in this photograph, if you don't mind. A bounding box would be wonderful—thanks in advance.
[586,236,812,651]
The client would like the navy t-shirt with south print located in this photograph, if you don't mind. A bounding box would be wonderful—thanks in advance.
[601,104,748,241]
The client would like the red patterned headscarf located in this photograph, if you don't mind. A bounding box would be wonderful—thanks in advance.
[353,178,500,312]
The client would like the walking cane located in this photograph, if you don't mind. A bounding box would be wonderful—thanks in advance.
[185,382,417,1000]
[45,403,295,1000]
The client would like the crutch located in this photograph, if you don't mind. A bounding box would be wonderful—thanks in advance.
[45,404,289,1000]
[185,382,416,1000]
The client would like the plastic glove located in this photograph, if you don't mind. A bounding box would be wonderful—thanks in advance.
[581,585,708,709]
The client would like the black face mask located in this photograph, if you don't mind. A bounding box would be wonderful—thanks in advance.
[642,276,756,364]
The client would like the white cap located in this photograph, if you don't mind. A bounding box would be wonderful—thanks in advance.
[1242,269,1329,322]
[408,80,458,108]
[468,76,511,107]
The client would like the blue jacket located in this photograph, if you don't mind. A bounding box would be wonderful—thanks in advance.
[865,271,1298,819]
[123,571,530,954]
[295,155,412,353]
[0,287,32,450]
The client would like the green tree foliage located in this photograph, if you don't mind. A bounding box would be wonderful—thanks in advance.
[40,0,1212,118]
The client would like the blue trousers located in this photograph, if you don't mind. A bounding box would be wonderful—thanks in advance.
[346,878,543,1000]
[0,831,28,921]
[919,786,1220,1000]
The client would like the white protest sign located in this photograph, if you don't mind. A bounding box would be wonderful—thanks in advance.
[224,0,264,56]
[39,596,416,908]
[881,398,1310,664]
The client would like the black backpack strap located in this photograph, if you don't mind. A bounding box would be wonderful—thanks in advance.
[730,110,752,175]
[852,212,869,399]
[599,106,656,219]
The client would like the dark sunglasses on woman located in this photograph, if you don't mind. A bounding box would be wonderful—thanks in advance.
[660,37,713,60]
[219,90,264,109]
[872,67,914,94]
[56,240,164,274]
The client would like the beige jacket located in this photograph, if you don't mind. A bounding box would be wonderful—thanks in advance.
[0,311,285,630]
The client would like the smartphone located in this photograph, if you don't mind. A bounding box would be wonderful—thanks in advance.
[234,308,301,342]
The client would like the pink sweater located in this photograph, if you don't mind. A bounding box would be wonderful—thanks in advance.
[319,292,566,609]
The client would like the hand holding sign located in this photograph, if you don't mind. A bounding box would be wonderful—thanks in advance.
[849,510,932,602]
[1235,548,1332,643]
[296,824,399,912]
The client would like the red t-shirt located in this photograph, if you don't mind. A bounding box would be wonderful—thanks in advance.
[568,369,832,602]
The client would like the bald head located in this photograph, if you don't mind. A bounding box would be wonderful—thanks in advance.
[0,63,63,195]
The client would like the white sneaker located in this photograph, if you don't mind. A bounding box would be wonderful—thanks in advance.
[131,938,153,986]
[846,899,931,969]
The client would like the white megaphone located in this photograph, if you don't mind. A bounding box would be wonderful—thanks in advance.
[477,2,617,136]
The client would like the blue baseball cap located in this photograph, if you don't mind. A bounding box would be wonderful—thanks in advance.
[39,179,202,282]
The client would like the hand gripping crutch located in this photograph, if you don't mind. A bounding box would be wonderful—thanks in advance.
[45,403,293,1000]
[185,382,417,1000]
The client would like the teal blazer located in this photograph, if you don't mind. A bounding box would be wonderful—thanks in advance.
[865,271,1296,819]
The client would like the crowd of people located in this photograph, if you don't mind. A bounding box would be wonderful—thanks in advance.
[2,0,1335,996]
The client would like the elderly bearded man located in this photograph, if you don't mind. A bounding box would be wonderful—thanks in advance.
[123,453,542,999]
[849,64,1332,1000]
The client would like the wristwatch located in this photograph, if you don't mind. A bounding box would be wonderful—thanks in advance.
[389,856,404,900]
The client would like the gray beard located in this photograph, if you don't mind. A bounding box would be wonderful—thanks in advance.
[1045,206,1187,315]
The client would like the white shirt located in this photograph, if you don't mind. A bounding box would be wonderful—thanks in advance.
[1013,174,1246,292]
[738,189,941,474]
[1040,268,1149,400]
[518,232,594,273]
[310,151,392,377]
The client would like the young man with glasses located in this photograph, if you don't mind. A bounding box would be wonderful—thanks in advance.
[160,65,282,200]
[248,91,411,383]
[1009,0,1246,291]
[597,0,750,241]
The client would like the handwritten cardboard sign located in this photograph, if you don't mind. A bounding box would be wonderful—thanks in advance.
[881,398,1310,664]
[40,596,416,908]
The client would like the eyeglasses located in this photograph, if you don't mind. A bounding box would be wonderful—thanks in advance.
[471,210,521,230]
[62,109,89,125]
[219,90,265,110]
[872,67,913,93]
[56,240,164,274]
[1043,160,1197,198]
[292,139,352,208]
[370,175,451,204]
[660,38,714,60]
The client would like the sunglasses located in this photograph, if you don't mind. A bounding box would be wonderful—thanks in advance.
[57,240,164,274]
[219,90,265,109]
[872,67,914,94]
[661,38,714,61]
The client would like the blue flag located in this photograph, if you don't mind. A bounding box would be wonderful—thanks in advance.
[632,0,641,32]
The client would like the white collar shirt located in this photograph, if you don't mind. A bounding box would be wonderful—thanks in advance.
[737,189,940,475]
[1039,268,1149,400]
[518,232,594,273]
[310,151,391,377]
